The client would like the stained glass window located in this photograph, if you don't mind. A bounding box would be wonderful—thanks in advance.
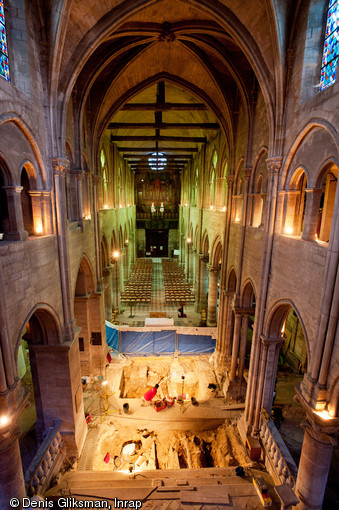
[320,0,339,90]
[0,1,9,82]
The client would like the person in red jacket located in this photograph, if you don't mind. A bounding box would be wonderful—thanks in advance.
[141,384,159,406]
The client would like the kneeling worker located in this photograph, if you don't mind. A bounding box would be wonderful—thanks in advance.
[141,384,159,406]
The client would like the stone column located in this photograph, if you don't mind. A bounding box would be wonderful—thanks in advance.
[197,255,208,311]
[41,190,54,235]
[3,186,28,240]
[259,193,267,229]
[192,248,197,293]
[28,190,44,234]
[53,158,74,341]
[253,335,283,430]
[207,265,219,326]
[230,311,242,381]
[223,291,235,358]
[112,259,120,309]
[238,314,250,383]
[295,417,337,510]
[245,157,282,430]
[302,188,322,242]
[92,175,102,291]
[0,427,26,508]
[103,265,113,320]
[30,340,87,458]
[76,171,84,227]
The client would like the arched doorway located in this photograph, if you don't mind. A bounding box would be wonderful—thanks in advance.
[16,306,62,455]
[262,303,309,466]
[74,254,107,376]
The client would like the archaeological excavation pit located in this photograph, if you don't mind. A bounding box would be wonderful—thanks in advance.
[81,354,253,474]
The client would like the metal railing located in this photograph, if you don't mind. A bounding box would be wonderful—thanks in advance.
[25,420,65,497]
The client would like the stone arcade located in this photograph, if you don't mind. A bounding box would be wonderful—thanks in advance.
[0,1,338,509]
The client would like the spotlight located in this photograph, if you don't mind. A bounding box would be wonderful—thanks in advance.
[0,415,10,427]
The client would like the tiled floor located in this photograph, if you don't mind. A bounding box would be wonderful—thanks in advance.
[118,258,202,327]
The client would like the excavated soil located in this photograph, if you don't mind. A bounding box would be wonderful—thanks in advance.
[92,420,254,472]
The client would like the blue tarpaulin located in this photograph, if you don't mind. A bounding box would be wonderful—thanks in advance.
[121,330,176,356]
[177,334,216,354]
[105,320,119,352]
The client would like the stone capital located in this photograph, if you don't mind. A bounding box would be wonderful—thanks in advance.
[234,306,255,316]
[92,174,101,185]
[260,334,284,346]
[305,187,323,195]
[226,175,235,185]
[294,382,339,438]
[27,190,43,198]
[41,190,52,197]
[207,265,220,274]
[103,265,113,277]
[2,186,23,195]
[266,157,283,176]
[52,158,70,176]
[199,254,209,263]
[243,167,252,181]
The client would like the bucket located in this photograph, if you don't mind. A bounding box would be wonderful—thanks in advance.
[123,403,129,414]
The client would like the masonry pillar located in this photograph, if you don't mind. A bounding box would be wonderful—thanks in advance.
[53,158,74,341]
[207,265,219,326]
[197,255,208,311]
[92,175,102,291]
[259,193,267,229]
[252,336,283,431]
[41,190,54,235]
[223,291,235,358]
[3,186,28,240]
[230,311,242,381]
[295,416,337,510]
[112,259,120,309]
[30,340,87,458]
[103,265,113,320]
[301,188,322,242]
[0,427,26,508]
[28,190,45,235]
[76,171,84,227]
[238,314,250,383]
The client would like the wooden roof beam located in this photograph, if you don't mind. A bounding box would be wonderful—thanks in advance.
[118,147,199,153]
[109,122,219,130]
[112,135,206,143]
[122,102,208,111]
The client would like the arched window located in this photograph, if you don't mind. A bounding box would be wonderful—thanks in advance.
[194,167,198,206]
[0,167,9,235]
[20,167,34,235]
[317,166,338,241]
[320,0,339,90]
[284,170,307,236]
[0,1,10,82]
[100,149,108,208]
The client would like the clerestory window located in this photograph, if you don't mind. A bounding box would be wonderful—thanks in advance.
[0,1,10,82]
[320,0,339,90]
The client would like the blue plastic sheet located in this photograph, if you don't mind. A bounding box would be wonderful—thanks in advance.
[121,331,154,355]
[105,320,119,352]
[121,330,176,356]
[178,334,215,354]
[119,329,215,355]
[153,330,176,354]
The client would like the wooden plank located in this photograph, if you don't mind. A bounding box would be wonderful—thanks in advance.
[122,102,208,111]
[180,492,230,505]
